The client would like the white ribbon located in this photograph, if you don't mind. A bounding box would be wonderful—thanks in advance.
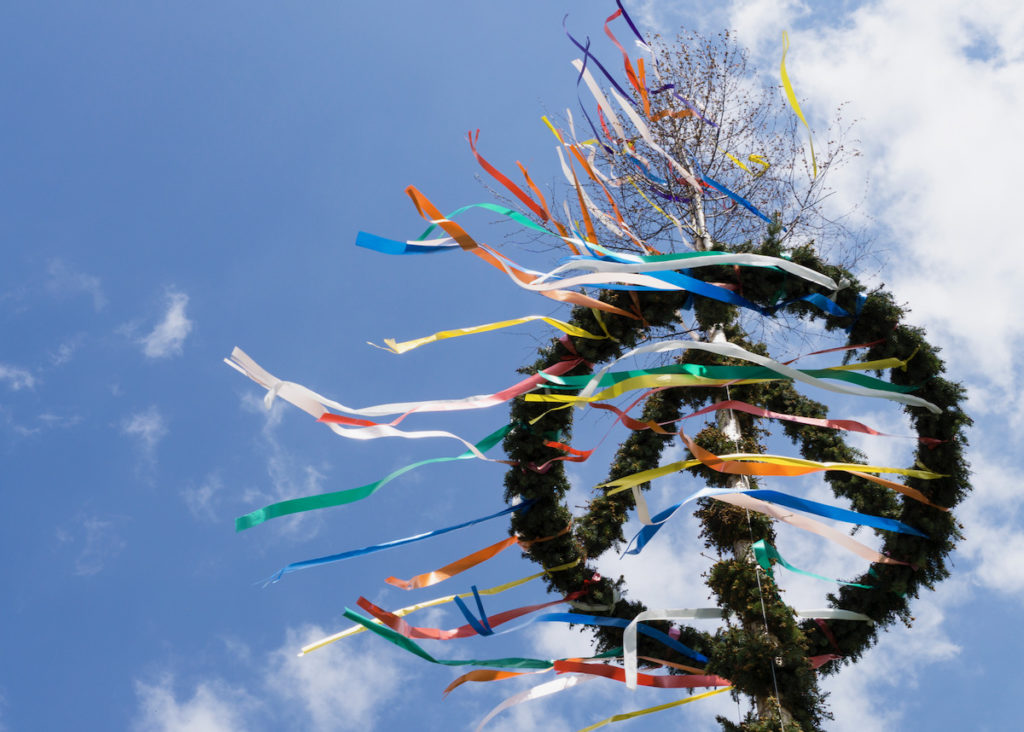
[226,348,503,458]
[629,485,905,568]
[623,607,872,689]
[609,87,703,192]
[555,146,626,240]
[475,674,593,731]
[577,340,940,413]
[570,59,626,141]
[545,251,838,291]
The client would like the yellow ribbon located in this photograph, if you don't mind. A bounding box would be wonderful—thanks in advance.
[602,454,942,494]
[724,151,751,173]
[526,374,778,404]
[724,152,771,177]
[748,154,770,176]
[525,357,911,404]
[370,315,608,355]
[781,30,817,178]
[298,559,580,656]
[576,687,733,732]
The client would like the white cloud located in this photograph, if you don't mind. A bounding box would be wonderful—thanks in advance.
[49,334,85,367]
[142,291,193,358]
[956,451,1024,596]
[725,0,1024,397]
[0,363,35,391]
[266,626,405,731]
[122,406,168,456]
[46,259,106,311]
[239,394,330,538]
[57,515,127,577]
[184,473,224,522]
[133,676,251,732]
[133,629,404,732]
[821,581,962,731]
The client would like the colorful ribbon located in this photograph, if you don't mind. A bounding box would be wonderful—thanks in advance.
[628,487,910,568]
[299,558,581,655]
[624,484,926,557]
[355,231,459,255]
[228,346,583,421]
[573,340,940,412]
[558,249,839,290]
[372,314,608,354]
[227,348,520,457]
[577,687,734,731]
[236,423,514,530]
[443,669,547,697]
[403,186,641,320]
[554,661,730,689]
[678,429,941,483]
[265,500,534,583]
[476,674,593,732]
[385,525,571,590]
[781,31,817,177]
[591,397,943,450]
[537,359,919,397]
[754,539,873,589]
[603,447,940,494]
[343,606,622,670]
[356,590,582,640]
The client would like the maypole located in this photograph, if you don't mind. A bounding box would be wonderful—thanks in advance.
[226,4,970,730]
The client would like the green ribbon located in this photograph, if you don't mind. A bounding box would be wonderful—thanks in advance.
[415,202,555,241]
[540,363,918,394]
[752,539,873,589]
[343,607,622,669]
[235,423,514,531]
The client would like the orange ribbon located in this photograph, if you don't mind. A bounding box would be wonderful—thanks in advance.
[553,661,731,689]
[405,186,639,321]
[356,591,584,641]
[386,526,572,590]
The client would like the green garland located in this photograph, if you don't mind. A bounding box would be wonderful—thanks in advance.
[501,221,971,731]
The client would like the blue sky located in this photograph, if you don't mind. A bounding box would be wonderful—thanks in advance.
[2,1,1023,730]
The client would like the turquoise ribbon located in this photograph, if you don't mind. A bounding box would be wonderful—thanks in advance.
[236,423,514,531]
[753,539,874,589]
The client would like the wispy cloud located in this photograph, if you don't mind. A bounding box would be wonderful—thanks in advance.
[48,334,85,367]
[141,291,193,359]
[46,259,106,311]
[132,628,404,732]
[133,675,251,732]
[239,393,330,538]
[13,412,83,436]
[723,0,1024,394]
[56,515,127,577]
[0,363,35,391]
[266,626,406,731]
[183,473,224,522]
[122,406,168,458]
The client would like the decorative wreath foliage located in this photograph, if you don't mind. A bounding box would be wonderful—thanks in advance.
[501,219,971,729]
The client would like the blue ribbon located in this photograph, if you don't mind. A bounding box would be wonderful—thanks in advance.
[574,36,618,155]
[453,586,495,636]
[564,15,637,106]
[355,231,458,256]
[532,612,708,663]
[265,500,535,584]
[449,604,708,663]
[358,233,856,320]
[615,1,648,49]
[626,487,927,556]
